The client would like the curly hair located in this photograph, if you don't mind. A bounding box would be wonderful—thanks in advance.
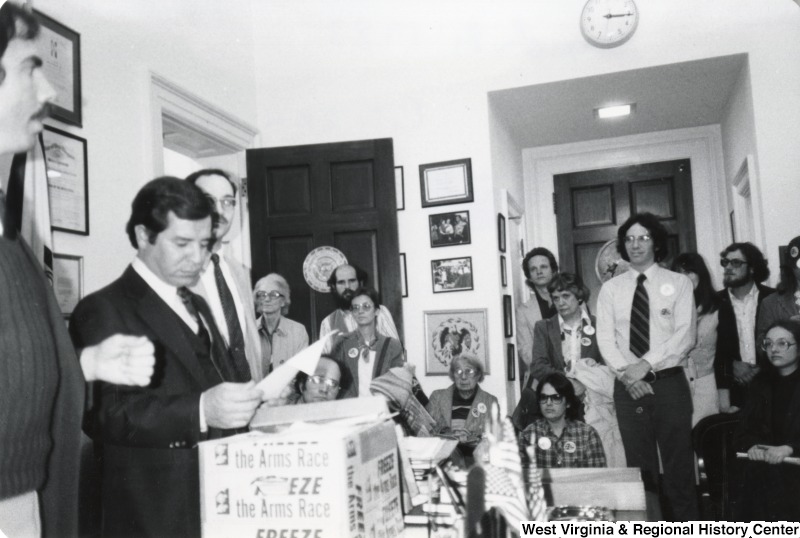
[720,242,770,284]
[547,272,590,304]
[617,212,669,263]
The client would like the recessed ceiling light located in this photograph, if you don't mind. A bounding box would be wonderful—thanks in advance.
[595,104,635,119]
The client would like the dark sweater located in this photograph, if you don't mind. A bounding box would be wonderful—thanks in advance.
[0,237,60,499]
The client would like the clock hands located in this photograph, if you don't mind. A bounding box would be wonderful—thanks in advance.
[603,12,633,19]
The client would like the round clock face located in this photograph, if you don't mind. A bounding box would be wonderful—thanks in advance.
[580,0,639,48]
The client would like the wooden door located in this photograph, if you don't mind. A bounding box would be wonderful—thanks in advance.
[554,159,696,314]
[246,138,401,341]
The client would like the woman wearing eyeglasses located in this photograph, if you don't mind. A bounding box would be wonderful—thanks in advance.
[427,351,499,465]
[521,372,606,468]
[334,286,405,399]
[291,356,343,404]
[253,274,309,374]
[732,319,800,521]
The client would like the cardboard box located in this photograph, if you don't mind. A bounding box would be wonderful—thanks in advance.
[199,416,404,538]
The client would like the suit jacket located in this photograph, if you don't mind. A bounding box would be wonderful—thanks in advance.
[70,266,236,538]
[530,315,602,384]
[191,253,263,381]
[715,284,774,404]
[334,331,405,398]
[427,385,499,437]
[516,299,547,387]
[733,370,800,455]
[756,289,797,349]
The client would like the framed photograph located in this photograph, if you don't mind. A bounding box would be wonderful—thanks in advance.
[500,255,507,287]
[503,294,513,337]
[42,126,89,235]
[34,10,82,127]
[419,158,473,208]
[507,343,516,381]
[395,166,405,210]
[399,253,408,298]
[423,308,489,375]
[497,213,506,252]
[431,256,473,293]
[428,210,471,248]
[53,253,83,317]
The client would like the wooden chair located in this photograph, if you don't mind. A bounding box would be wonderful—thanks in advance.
[692,412,741,520]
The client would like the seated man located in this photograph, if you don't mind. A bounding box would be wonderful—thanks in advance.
[290,356,342,404]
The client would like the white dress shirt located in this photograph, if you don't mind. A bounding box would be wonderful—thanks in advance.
[728,285,760,365]
[596,263,696,373]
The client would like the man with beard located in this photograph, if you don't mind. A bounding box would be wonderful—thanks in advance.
[187,169,263,382]
[715,242,774,412]
[319,263,400,340]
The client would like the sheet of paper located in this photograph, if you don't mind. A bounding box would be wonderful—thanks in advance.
[255,331,338,398]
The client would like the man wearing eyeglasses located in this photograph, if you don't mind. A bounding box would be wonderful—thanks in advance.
[187,169,263,381]
[253,273,309,373]
[596,212,698,521]
[715,242,774,412]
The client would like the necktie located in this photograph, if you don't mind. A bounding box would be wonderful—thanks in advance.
[178,287,249,382]
[629,273,650,358]
[210,254,250,380]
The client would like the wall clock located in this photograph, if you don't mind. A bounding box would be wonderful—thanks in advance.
[580,0,639,49]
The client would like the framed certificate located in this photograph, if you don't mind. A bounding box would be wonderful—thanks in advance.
[419,158,473,208]
[53,253,83,317]
[34,10,82,127]
[43,126,89,235]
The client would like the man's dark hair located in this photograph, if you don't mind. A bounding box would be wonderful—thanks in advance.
[327,263,368,291]
[351,286,382,309]
[125,177,215,248]
[617,212,669,263]
[522,247,558,280]
[720,242,770,284]
[536,372,582,421]
[777,259,799,295]
[294,355,343,398]
[185,168,238,196]
[0,2,39,84]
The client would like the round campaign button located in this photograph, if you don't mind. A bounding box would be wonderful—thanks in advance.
[477,402,487,414]
[660,283,675,296]
[348,348,359,359]
[581,337,592,347]
[471,407,480,418]
[582,325,595,336]
[563,441,577,454]
[538,437,552,450]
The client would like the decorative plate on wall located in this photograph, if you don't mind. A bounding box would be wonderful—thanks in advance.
[303,246,347,293]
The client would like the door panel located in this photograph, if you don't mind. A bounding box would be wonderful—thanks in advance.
[247,138,401,342]
[555,159,695,314]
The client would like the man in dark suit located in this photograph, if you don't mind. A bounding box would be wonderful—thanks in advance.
[715,242,774,412]
[70,178,263,537]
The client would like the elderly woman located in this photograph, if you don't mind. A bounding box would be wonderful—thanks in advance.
[732,319,800,521]
[254,273,309,374]
[290,356,343,404]
[528,272,625,466]
[334,286,404,399]
[522,372,606,468]
[427,351,499,465]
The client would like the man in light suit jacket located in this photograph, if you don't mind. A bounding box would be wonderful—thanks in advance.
[70,178,263,537]
[187,169,263,381]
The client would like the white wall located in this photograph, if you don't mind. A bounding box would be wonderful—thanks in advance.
[249,0,800,403]
[32,0,259,292]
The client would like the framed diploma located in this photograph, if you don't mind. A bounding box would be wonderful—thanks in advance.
[53,253,83,318]
[418,158,473,208]
[43,126,89,235]
[34,10,82,127]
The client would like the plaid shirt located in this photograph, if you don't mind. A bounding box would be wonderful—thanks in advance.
[522,418,606,468]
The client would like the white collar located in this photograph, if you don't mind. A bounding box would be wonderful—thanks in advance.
[132,256,180,304]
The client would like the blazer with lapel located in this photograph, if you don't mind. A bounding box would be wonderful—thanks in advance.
[191,253,264,381]
[70,266,235,538]
[715,284,775,405]
[530,314,602,384]
[426,385,499,436]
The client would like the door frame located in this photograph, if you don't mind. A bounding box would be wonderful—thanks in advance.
[523,125,728,289]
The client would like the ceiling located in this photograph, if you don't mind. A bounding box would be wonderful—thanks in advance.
[489,54,747,149]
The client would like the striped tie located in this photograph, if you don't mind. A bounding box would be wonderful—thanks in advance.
[629,273,650,358]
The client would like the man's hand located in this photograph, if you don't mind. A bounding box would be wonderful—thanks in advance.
[80,334,155,386]
[203,382,263,429]
[620,360,651,386]
[732,361,759,385]
[626,380,655,400]
[261,382,295,407]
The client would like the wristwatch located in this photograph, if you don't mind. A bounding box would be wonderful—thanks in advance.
[643,369,657,383]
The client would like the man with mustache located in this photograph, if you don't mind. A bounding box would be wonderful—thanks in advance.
[319,263,400,340]
[70,178,264,537]
[0,4,155,536]
[187,169,263,381]
[715,242,774,412]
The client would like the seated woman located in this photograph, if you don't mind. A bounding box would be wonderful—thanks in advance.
[732,319,800,521]
[333,286,404,399]
[290,356,342,404]
[254,273,309,374]
[527,272,625,466]
[427,351,499,466]
[522,372,606,468]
